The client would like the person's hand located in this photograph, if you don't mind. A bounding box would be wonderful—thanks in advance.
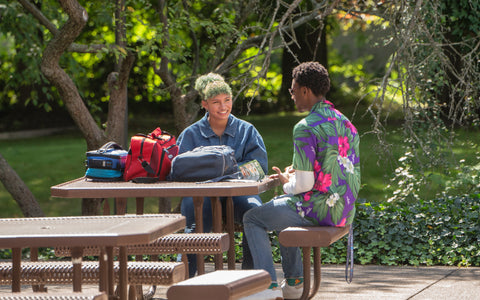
[270,165,294,185]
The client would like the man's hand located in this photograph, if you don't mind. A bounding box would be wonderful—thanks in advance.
[270,165,295,185]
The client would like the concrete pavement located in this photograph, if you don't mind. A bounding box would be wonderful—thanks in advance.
[1,264,479,299]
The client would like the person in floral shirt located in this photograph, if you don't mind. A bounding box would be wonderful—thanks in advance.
[242,62,360,300]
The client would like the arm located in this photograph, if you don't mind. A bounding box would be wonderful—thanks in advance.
[176,127,198,154]
[240,126,268,174]
[271,166,314,195]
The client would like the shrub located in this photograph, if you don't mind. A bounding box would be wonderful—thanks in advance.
[319,194,480,266]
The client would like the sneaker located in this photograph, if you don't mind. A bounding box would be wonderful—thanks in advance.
[281,278,304,299]
[240,283,283,300]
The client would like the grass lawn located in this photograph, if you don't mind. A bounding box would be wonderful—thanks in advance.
[0,112,478,218]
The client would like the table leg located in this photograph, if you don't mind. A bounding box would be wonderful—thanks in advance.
[192,197,204,233]
[135,197,144,269]
[71,247,83,292]
[12,247,21,292]
[106,246,115,296]
[211,197,223,270]
[192,196,205,274]
[136,197,144,215]
[102,198,110,215]
[99,247,107,293]
[119,246,128,300]
[115,197,128,215]
[30,247,46,292]
[226,196,235,269]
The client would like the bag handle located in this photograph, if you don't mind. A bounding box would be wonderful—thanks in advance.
[99,141,123,152]
[150,127,175,142]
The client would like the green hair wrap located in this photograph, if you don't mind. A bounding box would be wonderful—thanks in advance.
[203,80,232,100]
[195,73,231,100]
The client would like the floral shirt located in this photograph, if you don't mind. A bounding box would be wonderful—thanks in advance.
[287,100,361,226]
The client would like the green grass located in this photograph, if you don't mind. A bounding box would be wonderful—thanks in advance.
[0,113,479,218]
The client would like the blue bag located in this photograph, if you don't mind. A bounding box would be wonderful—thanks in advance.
[85,142,128,181]
[167,145,241,182]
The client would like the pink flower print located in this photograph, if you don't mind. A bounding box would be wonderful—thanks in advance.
[303,191,313,202]
[338,136,350,157]
[336,217,347,227]
[345,121,357,135]
[314,171,332,193]
[328,117,337,121]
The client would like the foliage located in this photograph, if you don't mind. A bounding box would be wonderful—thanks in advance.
[368,0,480,171]
[386,142,480,203]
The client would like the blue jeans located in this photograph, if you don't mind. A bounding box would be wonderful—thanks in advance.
[243,195,314,281]
[179,195,262,277]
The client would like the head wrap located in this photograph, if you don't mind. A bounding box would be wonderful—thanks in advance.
[195,73,232,100]
[203,80,232,100]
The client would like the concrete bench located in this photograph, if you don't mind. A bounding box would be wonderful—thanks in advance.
[0,292,107,300]
[167,270,270,300]
[278,225,350,300]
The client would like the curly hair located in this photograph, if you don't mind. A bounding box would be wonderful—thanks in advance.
[292,61,330,97]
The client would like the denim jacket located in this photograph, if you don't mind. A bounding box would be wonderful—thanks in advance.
[176,113,268,174]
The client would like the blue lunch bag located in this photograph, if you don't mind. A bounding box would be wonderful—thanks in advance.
[85,142,128,181]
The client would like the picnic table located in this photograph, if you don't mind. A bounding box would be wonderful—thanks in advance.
[0,214,185,300]
[51,177,279,270]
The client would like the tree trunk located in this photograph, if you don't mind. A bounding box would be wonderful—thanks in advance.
[40,0,106,151]
[0,153,44,217]
[107,52,136,148]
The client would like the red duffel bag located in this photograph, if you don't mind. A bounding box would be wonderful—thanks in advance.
[123,127,178,183]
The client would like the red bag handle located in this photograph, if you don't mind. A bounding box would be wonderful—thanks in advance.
[150,127,174,142]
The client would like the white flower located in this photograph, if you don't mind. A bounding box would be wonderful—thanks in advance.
[344,159,354,174]
[296,202,305,217]
[326,193,340,207]
[338,155,354,174]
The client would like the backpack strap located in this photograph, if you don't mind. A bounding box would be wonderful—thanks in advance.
[132,177,160,183]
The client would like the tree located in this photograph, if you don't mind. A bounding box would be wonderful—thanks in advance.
[12,0,135,214]
[361,0,480,201]
[1,0,341,215]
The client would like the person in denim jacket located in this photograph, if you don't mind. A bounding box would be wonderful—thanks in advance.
[177,73,268,277]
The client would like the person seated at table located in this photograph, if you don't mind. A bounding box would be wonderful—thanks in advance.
[177,73,268,277]
[241,62,361,300]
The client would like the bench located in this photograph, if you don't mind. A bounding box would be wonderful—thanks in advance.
[0,260,184,285]
[54,232,229,298]
[278,225,350,300]
[166,270,270,300]
[54,232,230,278]
[0,292,107,300]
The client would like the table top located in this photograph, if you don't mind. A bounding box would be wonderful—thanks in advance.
[0,214,185,249]
[51,177,279,198]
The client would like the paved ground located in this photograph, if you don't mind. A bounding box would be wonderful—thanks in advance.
[2,263,479,299]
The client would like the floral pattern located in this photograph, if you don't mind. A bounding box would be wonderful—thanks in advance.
[287,100,361,226]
